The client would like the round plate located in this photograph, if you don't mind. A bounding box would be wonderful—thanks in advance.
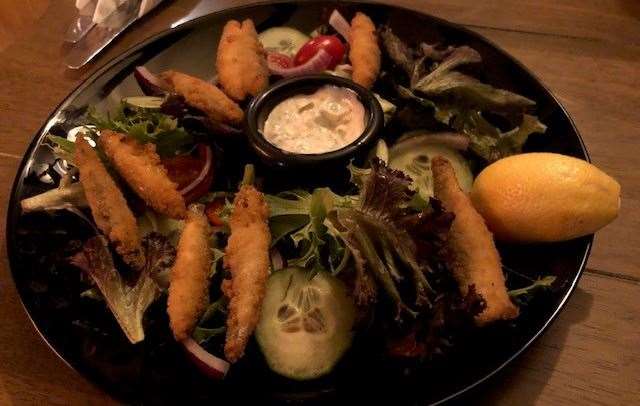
[6,1,591,404]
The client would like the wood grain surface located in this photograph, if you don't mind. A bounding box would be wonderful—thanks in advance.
[0,0,638,405]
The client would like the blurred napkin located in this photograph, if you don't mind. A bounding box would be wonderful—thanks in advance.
[75,0,161,25]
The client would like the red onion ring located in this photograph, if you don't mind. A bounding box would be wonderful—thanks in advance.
[267,49,333,77]
[270,247,285,271]
[398,131,470,151]
[133,66,171,96]
[178,144,213,197]
[329,9,351,42]
[182,338,230,379]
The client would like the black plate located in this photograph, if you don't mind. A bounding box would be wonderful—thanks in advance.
[6,1,591,404]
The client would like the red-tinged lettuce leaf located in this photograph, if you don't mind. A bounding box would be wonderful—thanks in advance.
[399,197,455,262]
[420,42,455,62]
[387,285,485,359]
[335,159,450,317]
[70,235,160,344]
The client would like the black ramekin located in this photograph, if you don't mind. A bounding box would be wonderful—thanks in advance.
[244,74,384,169]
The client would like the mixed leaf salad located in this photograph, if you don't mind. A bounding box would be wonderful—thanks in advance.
[19,8,561,387]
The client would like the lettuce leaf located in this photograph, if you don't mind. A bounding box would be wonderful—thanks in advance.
[265,188,356,274]
[70,235,160,344]
[450,111,546,162]
[334,159,446,317]
[20,181,88,212]
[380,26,416,76]
[381,29,546,162]
[87,104,194,157]
[415,71,535,111]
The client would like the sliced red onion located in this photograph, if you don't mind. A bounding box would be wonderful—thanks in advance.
[134,66,171,96]
[178,145,213,197]
[267,52,293,69]
[268,49,332,77]
[329,9,351,42]
[203,119,243,136]
[334,64,353,73]
[270,247,285,271]
[398,131,470,151]
[182,338,230,379]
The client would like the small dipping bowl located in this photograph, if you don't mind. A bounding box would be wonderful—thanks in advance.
[245,74,384,169]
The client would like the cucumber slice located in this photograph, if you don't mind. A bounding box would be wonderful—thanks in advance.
[122,96,164,110]
[258,27,310,57]
[389,134,473,199]
[256,267,356,380]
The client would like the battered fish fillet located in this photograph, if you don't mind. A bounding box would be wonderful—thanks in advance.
[99,130,187,219]
[159,70,244,125]
[216,19,269,101]
[167,209,212,341]
[349,12,381,89]
[432,156,519,326]
[75,137,145,269]
[223,185,271,362]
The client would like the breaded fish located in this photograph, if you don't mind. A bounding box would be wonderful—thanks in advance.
[99,130,187,219]
[349,12,381,89]
[432,156,519,325]
[167,208,212,341]
[75,137,145,269]
[223,185,271,362]
[216,19,269,101]
[160,70,244,125]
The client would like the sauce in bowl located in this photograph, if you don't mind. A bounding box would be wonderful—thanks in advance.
[262,85,365,154]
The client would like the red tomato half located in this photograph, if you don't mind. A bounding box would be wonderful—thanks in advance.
[293,35,345,70]
[162,144,214,203]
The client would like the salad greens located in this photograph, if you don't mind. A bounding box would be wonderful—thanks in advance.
[87,103,194,157]
[262,158,455,321]
[380,27,547,162]
[265,188,355,274]
[509,275,557,306]
[20,181,87,212]
[70,235,165,344]
[18,8,564,377]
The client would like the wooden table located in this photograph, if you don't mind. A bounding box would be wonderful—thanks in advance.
[0,0,638,404]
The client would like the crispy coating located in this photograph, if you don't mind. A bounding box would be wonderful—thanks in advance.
[160,70,244,125]
[223,185,271,362]
[99,130,187,219]
[167,209,212,341]
[75,137,145,269]
[216,19,269,101]
[349,12,381,89]
[432,156,519,325]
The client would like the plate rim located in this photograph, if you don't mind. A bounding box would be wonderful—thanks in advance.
[5,1,593,403]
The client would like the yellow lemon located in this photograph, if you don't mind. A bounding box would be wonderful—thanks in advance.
[470,153,620,242]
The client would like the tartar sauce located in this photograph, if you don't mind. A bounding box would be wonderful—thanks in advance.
[262,85,366,154]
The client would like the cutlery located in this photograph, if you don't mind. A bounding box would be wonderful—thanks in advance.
[65,0,163,69]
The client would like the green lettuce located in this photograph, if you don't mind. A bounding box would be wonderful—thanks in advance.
[87,104,194,157]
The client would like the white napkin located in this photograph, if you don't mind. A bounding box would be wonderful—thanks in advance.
[75,0,162,25]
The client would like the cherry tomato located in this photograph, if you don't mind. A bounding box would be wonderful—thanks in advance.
[267,52,293,69]
[293,35,345,70]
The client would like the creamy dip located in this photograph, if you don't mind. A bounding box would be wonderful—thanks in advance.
[262,85,366,154]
